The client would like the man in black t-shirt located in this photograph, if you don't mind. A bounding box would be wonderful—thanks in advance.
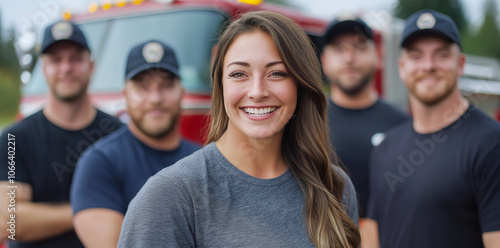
[366,10,500,248]
[321,15,409,241]
[0,21,122,247]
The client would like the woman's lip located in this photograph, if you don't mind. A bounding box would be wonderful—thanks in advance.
[240,105,277,108]
[241,106,278,114]
[240,106,279,121]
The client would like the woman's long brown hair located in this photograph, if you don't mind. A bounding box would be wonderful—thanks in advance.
[206,11,360,248]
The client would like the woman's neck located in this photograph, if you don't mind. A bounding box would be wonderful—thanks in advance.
[215,125,288,179]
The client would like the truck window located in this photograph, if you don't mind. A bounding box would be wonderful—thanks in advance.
[25,9,227,96]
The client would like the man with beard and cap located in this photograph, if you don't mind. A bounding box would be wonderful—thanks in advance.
[320,14,409,240]
[70,40,200,248]
[365,9,500,248]
[0,21,122,247]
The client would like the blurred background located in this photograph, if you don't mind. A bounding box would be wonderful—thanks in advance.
[1,0,499,131]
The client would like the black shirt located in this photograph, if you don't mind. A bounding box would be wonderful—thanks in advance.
[0,109,123,248]
[327,99,409,217]
[367,105,500,248]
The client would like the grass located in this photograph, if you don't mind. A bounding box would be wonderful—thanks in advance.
[0,71,21,130]
[0,115,16,128]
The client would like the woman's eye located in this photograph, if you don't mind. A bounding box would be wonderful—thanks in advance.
[229,71,246,78]
[269,71,287,78]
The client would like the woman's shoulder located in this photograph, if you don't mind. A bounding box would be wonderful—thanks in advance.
[148,143,220,189]
[158,144,213,175]
[334,167,356,202]
[332,166,353,188]
[333,166,359,225]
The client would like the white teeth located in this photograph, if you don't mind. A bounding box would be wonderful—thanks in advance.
[244,107,276,116]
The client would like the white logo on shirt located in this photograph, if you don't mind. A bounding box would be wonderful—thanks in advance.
[371,133,385,147]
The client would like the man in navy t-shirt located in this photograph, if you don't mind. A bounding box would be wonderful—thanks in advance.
[366,10,500,248]
[70,40,200,248]
[0,21,123,247]
[321,14,409,244]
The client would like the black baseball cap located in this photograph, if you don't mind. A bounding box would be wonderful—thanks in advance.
[125,40,180,80]
[42,21,90,53]
[401,9,461,49]
[323,15,374,46]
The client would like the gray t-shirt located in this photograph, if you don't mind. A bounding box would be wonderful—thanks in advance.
[118,142,358,248]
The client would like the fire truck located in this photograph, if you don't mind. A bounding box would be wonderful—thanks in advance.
[19,0,500,144]
[20,0,331,144]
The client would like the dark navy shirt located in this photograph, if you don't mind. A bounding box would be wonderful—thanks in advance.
[367,105,500,248]
[0,109,123,248]
[327,99,409,216]
[70,126,201,215]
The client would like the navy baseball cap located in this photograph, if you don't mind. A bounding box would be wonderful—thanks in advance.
[401,9,461,49]
[125,40,180,80]
[323,14,373,46]
[42,21,90,53]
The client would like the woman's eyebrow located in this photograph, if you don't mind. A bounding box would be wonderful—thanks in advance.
[266,61,283,68]
[226,61,249,68]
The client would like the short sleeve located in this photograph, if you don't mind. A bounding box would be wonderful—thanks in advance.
[117,174,196,248]
[365,147,380,221]
[342,172,359,226]
[70,148,125,214]
[0,127,31,185]
[474,145,500,233]
[334,166,359,226]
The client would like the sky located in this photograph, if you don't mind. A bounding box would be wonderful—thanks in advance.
[288,0,493,25]
[0,0,499,41]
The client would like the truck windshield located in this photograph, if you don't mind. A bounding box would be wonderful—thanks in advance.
[25,9,227,96]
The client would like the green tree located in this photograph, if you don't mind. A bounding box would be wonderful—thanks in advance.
[0,9,22,125]
[393,0,467,34]
[462,0,500,59]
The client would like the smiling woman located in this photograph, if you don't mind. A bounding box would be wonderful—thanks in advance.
[118,11,360,248]
[220,31,297,142]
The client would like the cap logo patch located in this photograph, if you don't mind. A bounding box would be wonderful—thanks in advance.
[142,42,164,63]
[51,22,73,40]
[417,13,436,29]
[337,13,357,21]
